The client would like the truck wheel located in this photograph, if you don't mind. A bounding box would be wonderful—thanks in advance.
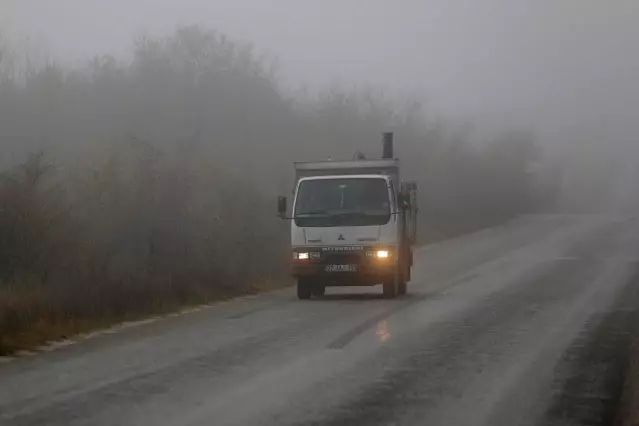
[312,284,326,297]
[403,252,411,289]
[383,279,398,298]
[297,279,312,300]
[398,279,407,295]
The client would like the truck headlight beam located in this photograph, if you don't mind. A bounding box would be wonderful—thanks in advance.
[376,250,389,259]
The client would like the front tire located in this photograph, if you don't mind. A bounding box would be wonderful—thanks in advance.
[297,278,312,300]
[383,279,398,298]
[398,278,407,295]
[399,244,410,295]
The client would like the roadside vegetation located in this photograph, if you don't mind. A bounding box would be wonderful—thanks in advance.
[0,26,553,355]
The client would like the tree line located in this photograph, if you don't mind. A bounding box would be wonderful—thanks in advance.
[0,26,554,354]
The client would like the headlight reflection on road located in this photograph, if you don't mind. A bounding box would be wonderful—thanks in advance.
[376,320,391,343]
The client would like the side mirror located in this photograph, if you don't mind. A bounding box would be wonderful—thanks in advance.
[277,196,287,218]
[398,192,410,210]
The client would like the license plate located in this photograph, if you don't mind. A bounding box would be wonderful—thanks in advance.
[325,264,358,272]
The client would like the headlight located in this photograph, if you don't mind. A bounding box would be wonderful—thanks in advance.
[367,249,391,259]
[376,250,389,259]
[294,252,320,260]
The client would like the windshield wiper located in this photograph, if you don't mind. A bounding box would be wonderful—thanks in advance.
[295,210,331,216]
[332,211,368,217]
[333,211,388,217]
[296,210,388,218]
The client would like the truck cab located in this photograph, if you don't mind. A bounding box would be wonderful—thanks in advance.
[278,133,417,299]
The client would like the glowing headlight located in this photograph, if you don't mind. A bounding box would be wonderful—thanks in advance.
[376,250,390,259]
[294,252,320,260]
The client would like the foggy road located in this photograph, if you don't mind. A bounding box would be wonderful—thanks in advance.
[1,215,639,426]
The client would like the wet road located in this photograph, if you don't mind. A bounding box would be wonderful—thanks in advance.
[2,215,639,426]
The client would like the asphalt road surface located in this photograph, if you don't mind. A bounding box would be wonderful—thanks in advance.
[2,215,639,426]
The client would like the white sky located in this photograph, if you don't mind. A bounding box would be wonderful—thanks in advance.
[3,0,639,146]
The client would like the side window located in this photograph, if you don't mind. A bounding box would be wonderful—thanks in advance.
[388,179,397,212]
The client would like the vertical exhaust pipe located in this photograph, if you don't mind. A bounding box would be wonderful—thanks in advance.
[382,132,394,159]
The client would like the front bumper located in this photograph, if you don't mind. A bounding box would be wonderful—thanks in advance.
[291,246,397,285]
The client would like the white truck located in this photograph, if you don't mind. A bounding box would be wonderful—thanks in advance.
[277,132,418,299]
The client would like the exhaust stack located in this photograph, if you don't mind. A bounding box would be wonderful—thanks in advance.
[382,132,394,159]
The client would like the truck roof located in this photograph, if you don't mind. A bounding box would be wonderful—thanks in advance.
[294,159,398,171]
[298,174,390,182]
[294,159,400,191]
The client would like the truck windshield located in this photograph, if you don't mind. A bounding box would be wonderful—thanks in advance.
[294,178,391,227]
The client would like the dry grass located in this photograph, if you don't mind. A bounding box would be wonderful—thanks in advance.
[0,279,292,356]
[250,277,294,293]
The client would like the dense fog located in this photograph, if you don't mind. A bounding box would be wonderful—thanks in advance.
[1,1,638,352]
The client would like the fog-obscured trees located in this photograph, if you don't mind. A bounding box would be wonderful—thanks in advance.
[0,26,551,353]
